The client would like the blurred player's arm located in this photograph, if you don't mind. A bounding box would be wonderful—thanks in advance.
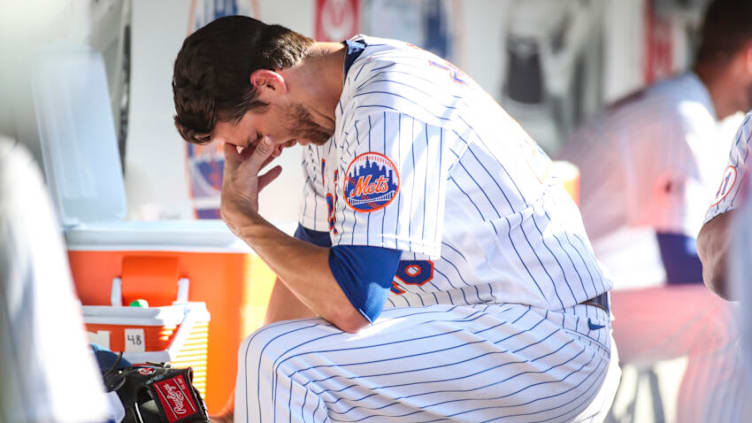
[697,211,735,300]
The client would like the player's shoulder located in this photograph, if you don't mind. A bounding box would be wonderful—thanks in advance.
[341,36,467,130]
[737,112,752,144]
[344,35,425,85]
[583,74,710,140]
[347,35,431,68]
[346,37,443,94]
[638,73,715,129]
[729,112,752,157]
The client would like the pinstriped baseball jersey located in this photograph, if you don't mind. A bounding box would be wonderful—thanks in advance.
[706,112,752,222]
[299,35,611,310]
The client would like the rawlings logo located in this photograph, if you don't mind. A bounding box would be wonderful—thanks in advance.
[163,383,188,415]
[152,374,198,423]
[343,152,399,212]
[137,367,156,376]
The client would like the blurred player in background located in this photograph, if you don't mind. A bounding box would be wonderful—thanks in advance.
[173,15,620,422]
[0,138,111,423]
[559,0,752,421]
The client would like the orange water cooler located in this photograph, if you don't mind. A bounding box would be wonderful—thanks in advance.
[67,226,278,414]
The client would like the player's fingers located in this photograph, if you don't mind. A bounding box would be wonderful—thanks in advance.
[237,142,277,171]
[239,142,255,159]
[260,154,278,171]
[223,143,241,171]
[246,136,275,174]
[258,165,282,191]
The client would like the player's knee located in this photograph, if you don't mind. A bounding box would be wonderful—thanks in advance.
[238,323,288,379]
[238,319,327,380]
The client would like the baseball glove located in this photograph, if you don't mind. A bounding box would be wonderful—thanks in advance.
[102,358,209,423]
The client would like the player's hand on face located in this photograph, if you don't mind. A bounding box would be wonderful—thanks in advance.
[220,137,282,234]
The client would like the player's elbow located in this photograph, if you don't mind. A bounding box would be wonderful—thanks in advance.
[329,306,370,333]
[702,263,732,300]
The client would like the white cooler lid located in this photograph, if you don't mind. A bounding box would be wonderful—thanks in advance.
[82,302,210,326]
[30,46,296,253]
[65,220,297,252]
[65,219,254,252]
[32,46,127,228]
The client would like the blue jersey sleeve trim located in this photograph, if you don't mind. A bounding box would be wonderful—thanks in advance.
[343,39,367,78]
[328,245,402,323]
[656,232,703,285]
[294,224,332,248]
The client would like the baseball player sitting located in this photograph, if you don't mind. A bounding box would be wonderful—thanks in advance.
[172,16,620,422]
[559,0,752,421]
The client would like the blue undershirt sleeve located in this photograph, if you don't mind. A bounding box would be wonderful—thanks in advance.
[293,224,402,323]
[328,245,402,323]
[294,224,332,248]
[655,232,703,285]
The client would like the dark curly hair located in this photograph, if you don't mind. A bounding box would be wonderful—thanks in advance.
[172,16,314,144]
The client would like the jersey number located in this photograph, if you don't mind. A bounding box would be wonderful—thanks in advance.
[391,260,434,294]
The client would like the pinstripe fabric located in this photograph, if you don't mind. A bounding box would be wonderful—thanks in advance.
[299,36,610,310]
[706,112,752,223]
[246,36,620,422]
[236,304,616,423]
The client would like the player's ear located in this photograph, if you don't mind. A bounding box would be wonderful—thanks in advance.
[250,69,288,100]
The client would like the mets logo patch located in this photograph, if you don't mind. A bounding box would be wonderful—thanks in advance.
[343,152,400,212]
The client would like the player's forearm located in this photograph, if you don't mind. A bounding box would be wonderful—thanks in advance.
[236,214,369,332]
[697,212,734,300]
[264,277,317,325]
